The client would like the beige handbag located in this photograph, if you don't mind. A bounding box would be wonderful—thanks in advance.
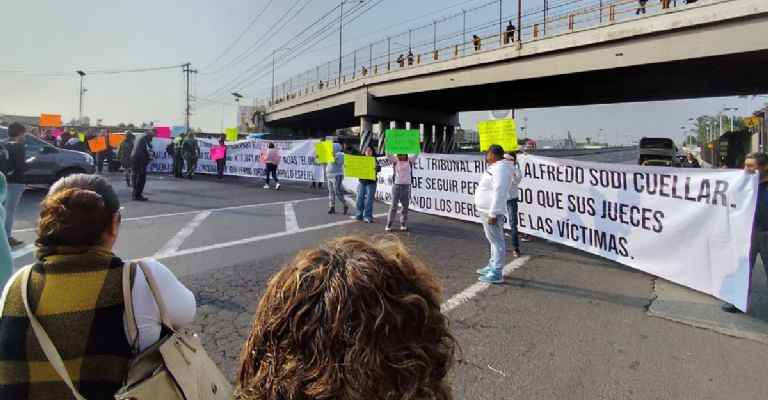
[18,262,233,400]
[115,260,233,399]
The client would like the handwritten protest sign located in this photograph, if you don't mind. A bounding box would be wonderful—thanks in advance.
[211,146,226,161]
[478,119,517,151]
[39,114,62,127]
[314,142,334,163]
[109,134,124,148]
[385,129,421,154]
[78,133,85,142]
[344,155,376,180]
[155,126,171,138]
[88,136,107,153]
[226,127,238,142]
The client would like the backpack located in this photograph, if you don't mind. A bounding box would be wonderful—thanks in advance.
[0,140,14,176]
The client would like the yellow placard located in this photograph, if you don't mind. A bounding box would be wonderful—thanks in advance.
[226,127,238,141]
[478,119,518,152]
[78,133,86,142]
[744,116,760,128]
[344,155,376,180]
[314,142,334,163]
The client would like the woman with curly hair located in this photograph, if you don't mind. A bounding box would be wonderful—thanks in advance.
[237,236,457,400]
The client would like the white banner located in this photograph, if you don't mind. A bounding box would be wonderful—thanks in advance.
[344,153,756,310]
[148,138,325,182]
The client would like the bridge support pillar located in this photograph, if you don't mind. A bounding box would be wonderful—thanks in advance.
[376,119,390,155]
[393,120,406,129]
[422,124,434,153]
[434,125,446,153]
[444,126,456,154]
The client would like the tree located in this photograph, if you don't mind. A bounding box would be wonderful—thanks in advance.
[585,137,592,144]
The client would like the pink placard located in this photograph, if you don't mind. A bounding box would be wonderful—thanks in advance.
[155,126,171,138]
[52,130,63,137]
[210,146,226,161]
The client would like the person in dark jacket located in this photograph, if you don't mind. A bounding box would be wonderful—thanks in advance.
[682,153,701,168]
[3,123,28,246]
[130,129,156,201]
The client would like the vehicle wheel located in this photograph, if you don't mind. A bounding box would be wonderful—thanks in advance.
[56,168,86,181]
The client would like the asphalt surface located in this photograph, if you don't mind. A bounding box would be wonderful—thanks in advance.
[9,148,768,399]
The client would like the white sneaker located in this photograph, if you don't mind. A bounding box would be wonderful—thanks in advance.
[275,183,281,190]
[385,225,392,231]
[400,224,407,231]
[263,184,269,189]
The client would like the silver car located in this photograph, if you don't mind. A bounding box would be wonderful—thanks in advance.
[0,126,96,184]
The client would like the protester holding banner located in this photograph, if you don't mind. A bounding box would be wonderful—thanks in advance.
[326,143,347,214]
[504,151,524,257]
[93,128,114,174]
[723,152,768,313]
[385,154,417,231]
[131,128,156,201]
[117,130,135,187]
[475,145,514,283]
[260,142,281,190]
[355,146,381,223]
[216,136,227,180]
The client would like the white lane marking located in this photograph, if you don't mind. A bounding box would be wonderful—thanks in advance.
[12,244,35,260]
[157,212,389,260]
[441,255,531,313]
[153,211,212,258]
[11,196,326,233]
[284,202,299,232]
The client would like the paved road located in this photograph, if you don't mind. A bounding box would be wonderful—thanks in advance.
[9,148,768,399]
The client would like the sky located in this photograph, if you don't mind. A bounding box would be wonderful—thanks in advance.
[0,0,763,144]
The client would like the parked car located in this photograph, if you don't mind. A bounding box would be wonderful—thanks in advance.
[0,126,96,184]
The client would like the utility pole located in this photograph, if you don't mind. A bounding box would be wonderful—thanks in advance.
[183,63,197,132]
[76,70,86,124]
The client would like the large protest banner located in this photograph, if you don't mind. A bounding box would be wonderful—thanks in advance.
[344,153,756,310]
[517,155,756,310]
[148,138,324,182]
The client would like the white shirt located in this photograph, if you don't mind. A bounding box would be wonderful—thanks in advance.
[123,258,196,351]
[474,159,514,217]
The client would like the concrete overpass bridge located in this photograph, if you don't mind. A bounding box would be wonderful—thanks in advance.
[263,0,768,152]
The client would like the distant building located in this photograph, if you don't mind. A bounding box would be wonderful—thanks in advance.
[0,114,39,127]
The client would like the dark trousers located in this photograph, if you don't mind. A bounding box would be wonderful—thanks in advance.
[507,198,520,252]
[265,163,279,184]
[95,152,112,173]
[172,153,184,177]
[184,155,198,177]
[216,160,226,179]
[132,162,148,198]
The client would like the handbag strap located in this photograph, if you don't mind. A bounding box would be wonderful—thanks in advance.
[134,260,174,330]
[20,266,87,400]
[122,261,139,351]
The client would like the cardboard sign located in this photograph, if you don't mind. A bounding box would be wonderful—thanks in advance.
[226,127,238,142]
[478,119,518,152]
[385,129,421,154]
[344,155,376,180]
[39,114,62,127]
[109,134,125,148]
[88,136,107,153]
[211,146,226,161]
[314,142,334,163]
[155,126,171,138]
[51,130,63,137]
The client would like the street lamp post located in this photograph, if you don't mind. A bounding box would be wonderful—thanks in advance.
[338,1,363,85]
[76,70,86,124]
[724,107,739,132]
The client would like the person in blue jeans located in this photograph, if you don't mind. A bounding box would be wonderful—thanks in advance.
[474,144,514,283]
[505,151,524,257]
[355,146,380,223]
[326,143,347,214]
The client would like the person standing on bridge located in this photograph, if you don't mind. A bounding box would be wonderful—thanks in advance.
[723,152,768,312]
[385,153,417,231]
[407,50,414,66]
[326,143,347,214]
[505,21,516,44]
[473,35,482,51]
[397,54,405,68]
[475,144,514,283]
[636,0,647,14]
